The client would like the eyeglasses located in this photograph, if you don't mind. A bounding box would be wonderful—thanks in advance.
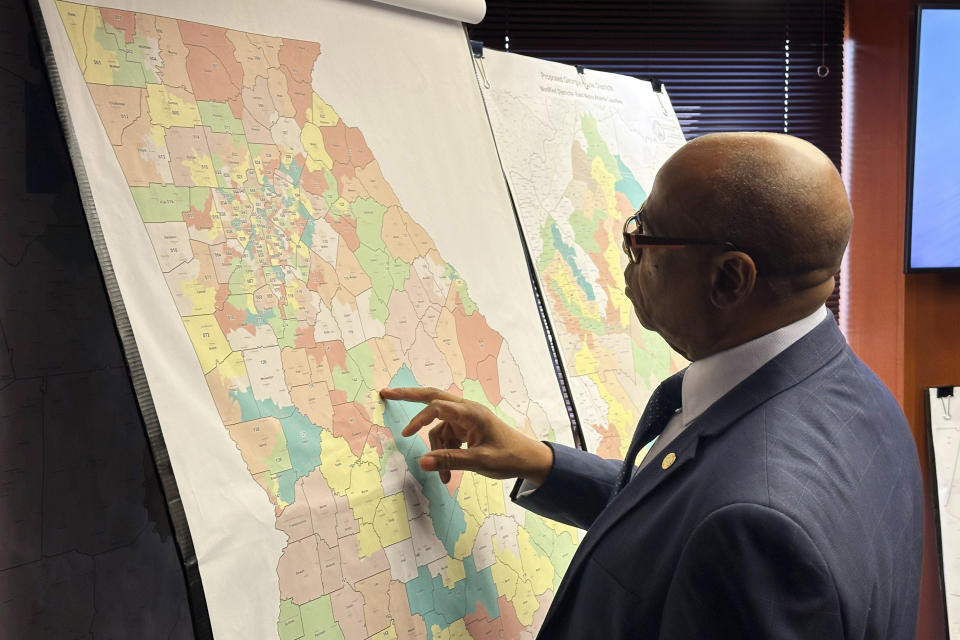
[622,205,734,263]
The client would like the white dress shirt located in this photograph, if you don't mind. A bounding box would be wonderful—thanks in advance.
[518,306,830,496]
[635,306,829,472]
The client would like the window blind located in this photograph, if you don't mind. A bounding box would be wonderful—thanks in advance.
[469,0,845,321]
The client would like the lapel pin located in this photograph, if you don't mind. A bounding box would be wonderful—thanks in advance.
[661,452,676,470]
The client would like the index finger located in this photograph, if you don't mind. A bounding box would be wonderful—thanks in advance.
[379,386,461,404]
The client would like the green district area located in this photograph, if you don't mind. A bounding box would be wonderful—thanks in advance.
[277,596,344,640]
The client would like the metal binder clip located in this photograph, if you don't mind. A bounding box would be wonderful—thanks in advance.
[575,64,588,87]
[470,40,490,89]
[937,387,954,421]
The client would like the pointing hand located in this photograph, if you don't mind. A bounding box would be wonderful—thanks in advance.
[379,386,554,485]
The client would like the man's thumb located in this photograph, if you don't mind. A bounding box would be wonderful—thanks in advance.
[420,449,474,472]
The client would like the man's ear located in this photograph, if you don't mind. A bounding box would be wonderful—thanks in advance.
[709,251,757,308]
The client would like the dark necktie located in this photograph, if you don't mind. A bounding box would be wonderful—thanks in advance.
[614,370,685,493]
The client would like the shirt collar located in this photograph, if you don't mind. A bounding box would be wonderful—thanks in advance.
[681,306,830,427]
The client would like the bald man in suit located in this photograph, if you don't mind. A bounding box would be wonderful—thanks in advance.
[382,133,923,639]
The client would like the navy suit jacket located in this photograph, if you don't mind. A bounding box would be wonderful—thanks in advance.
[514,317,923,639]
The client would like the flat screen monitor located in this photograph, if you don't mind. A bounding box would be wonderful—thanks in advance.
[906,6,960,271]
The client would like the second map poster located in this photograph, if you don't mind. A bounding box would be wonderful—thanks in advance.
[480,49,689,458]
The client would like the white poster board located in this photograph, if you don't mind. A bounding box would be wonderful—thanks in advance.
[478,49,688,458]
[33,1,576,637]
[929,386,960,638]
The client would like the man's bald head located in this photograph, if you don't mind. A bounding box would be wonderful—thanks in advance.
[655,132,852,287]
[625,133,853,359]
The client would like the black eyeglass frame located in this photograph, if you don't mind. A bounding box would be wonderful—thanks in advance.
[622,205,736,263]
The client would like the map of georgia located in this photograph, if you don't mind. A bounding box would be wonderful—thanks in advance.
[534,113,675,458]
[56,3,577,637]
[479,52,687,459]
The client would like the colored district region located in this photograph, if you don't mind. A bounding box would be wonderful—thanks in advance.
[535,114,674,458]
[56,3,576,639]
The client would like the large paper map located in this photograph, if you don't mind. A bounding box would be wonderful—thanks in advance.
[38,1,576,637]
[479,50,688,458]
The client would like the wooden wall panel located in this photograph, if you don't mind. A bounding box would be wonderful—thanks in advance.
[847,1,960,637]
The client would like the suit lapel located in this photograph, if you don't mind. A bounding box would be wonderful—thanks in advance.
[542,316,847,625]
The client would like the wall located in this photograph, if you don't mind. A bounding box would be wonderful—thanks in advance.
[0,2,193,636]
[846,1,960,638]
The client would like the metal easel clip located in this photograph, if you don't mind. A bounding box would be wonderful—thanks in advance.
[937,386,954,420]
[470,40,490,89]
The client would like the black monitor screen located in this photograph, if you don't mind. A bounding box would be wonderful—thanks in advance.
[907,7,960,271]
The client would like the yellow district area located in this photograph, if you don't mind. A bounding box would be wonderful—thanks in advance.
[511,578,539,626]
[493,538,523,587]
[517,528,554,595]
[452,487,482,559]
[547,258,602,329]
[451,473,509,559]
[369,394,386,426]
[218,350,248,379]
[298,191,317,218]
[318,429,353,494]
[590,156,618,213]
[56,2,87,70]
[355,389,384,429]
[480,475,507,515]
[146,84,201,128]
[227,147,253,186]
[252,151,269,186]
[443,556,466,590]
[179,270,218,315]
[360,442,381,470]
[590,372,632,456]
[368,624,398,640]
[358,522,382,558]
[301,122,333,172]
[490,556,519,600]
[372,493,411,548]
[76,5,120,85]
[346,460,384,524]
[180,149,219,188]
[431,620,471,640]
[598,229,632,329]
[492,537,539,624]
[149,124,166,148]
[309,94,340,127]
[182,315,232,373]
[331,197,350,217]
[573,340,599,376]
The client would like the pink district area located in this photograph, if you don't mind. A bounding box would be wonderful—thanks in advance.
[59,2,562,638]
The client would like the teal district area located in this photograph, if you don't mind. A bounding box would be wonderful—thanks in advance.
[580,113,648,209]
[549,221,595,302]
[227,391,322,505]
[405,557,501,637]
[382,366,467,554]
[615,154,646,209]
[382,366,502,637]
